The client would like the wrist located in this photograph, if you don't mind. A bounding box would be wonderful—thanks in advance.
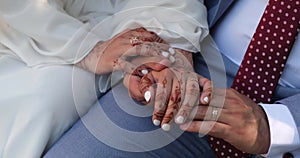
[76,41,108,74]
[173,48,194,71]
[255,104,271,154]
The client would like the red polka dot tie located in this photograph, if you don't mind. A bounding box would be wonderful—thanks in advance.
[209,0,300,157]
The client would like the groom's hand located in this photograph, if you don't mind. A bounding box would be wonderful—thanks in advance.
[124,65,212,131]
[180,88,270,154]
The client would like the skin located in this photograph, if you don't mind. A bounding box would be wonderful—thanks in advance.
[76,27,169,75]
[180,88,270,154]
[126,67,270,154]
[124,56,270,154]
[77,27,270,154]
[124,51,213,131]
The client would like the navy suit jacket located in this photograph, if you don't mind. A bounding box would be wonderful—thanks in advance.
[204,0,300,134]
[205,0,234,28]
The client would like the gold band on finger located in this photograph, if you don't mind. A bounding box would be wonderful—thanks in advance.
[130,36,142,46]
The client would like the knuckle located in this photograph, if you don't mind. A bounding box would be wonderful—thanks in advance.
[187,87,200,96]
[162,111,175,122]
[155,102,166,111]
[162,69,171,76]
[190,123,199,131]
[219,125,228,136]
[156,91,167,101]
[153,110,165,118]
[207,123,217,133]
[228,88,238,94]
[182,103,194,110]
[200,78,210,85]
[171,92,181,105]
[221,127,231,140]
[203,78,210,84]
[198,107,207,118]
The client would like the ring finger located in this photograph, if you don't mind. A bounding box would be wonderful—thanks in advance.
[189,105,227,123]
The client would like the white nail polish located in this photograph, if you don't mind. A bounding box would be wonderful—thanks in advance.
[176,116,184,124]
[203,96,209,103]
[144,91,151,102]
[169,48,175,55]
[169,56,175,63]
[153,119,161,126]
[162,51,169,58]
[162,124,171,131]
[141,69,149,75]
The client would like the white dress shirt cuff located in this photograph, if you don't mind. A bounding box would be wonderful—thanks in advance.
[259,103,300,157]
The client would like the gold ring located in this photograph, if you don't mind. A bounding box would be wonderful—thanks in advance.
[130,36,141,46]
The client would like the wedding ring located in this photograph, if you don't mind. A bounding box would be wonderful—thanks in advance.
[130,36,142,46]
[211,107,219,120]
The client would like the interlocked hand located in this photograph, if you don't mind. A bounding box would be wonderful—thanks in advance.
[180,88,270,154]
[124,64,212,131]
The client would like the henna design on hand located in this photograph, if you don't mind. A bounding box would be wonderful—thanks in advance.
[165,89,181,120]
[186,82,200,96]
[155,90,168,110]
[139,73,155,95]
[131,65,152,77]
[112,59,118,68]
[162,78,167,88]
[134,27,166,44]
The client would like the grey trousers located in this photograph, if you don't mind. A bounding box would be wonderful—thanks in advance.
[44,81,217,158]
[44,53,271,158]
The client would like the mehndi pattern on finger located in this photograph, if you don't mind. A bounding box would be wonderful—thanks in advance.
[139,74,154,94]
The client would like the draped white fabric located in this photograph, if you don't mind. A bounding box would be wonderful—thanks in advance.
[0,0,208,66]
[0,0,213,158]
[0,55,97,158]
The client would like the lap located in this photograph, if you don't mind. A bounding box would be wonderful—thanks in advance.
[44,83,216,158]
[0,56,97,158]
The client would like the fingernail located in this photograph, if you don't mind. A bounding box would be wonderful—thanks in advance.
[144,91,151,102]
[162,51,169,58]
[162,124,171,131]
[169,56,175,63]
[153,119,161,126]
[141,69,149,75]
[176,116,184,124]
[203,96,209,103]
[169,48,175,55]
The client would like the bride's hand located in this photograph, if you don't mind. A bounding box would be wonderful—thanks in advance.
[123,46,196,99]
[77,27,174,74]
[124,67,212,131]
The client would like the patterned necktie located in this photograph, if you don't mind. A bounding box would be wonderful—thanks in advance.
[209,0,300,158]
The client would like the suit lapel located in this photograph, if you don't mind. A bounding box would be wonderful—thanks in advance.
[205,0,235,28]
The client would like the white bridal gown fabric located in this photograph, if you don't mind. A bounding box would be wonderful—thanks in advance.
[0,0,213,157]
[0,55,97,158]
